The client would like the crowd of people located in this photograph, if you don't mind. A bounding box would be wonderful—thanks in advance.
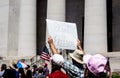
[46,36,112,78]
[0,61,49,78]
[0,36,112,78]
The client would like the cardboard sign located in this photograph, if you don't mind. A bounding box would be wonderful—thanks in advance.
[46,19,78,50]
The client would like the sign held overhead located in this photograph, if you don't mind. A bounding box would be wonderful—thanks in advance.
[46,19,78,50]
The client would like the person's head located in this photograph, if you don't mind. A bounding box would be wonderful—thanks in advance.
[69,49,84,68]
[83,54,110,78]
[26,70,32,78]
[33,64,37,69]
[18,68,26,78]
[50,54,64,72]
[38,67,43,74]
[1,64,7,71]
[21,59,25,63]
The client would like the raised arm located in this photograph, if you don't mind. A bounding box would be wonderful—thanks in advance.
[77,39,86,55]
[48,36,58,54]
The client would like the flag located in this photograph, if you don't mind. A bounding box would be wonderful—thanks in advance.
[40,46,51,61]
[17,61,27,68]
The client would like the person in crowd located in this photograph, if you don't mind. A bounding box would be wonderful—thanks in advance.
[46,54,69,78]
[0,64,7,78]
[32,64,38,78]
[25,65,32,78]
[83,54,112,78]
[9,61,19,78]
[26,70,33,78]
[18,68,26,78]
[47,36,85,78]
[36,67,45,78]
[66,39,85,78]
[43,63,49,77]
[2,69,16,78]
[46,36,69,78]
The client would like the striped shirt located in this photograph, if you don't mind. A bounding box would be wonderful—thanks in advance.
[62,61,84,78]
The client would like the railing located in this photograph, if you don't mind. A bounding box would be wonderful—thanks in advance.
[29,55,44,67]
[0,55,44,68]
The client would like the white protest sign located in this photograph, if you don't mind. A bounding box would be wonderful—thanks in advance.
[46,19,78,50]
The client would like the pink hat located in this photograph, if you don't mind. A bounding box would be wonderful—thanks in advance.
[83,54,107,76]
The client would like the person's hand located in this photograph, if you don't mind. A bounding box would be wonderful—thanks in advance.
[48,36,53,45]
[77,39,81,47]
[47,36,58,54]
[77,39,86,54]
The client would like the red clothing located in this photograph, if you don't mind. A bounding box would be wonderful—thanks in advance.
[48,70,68,78]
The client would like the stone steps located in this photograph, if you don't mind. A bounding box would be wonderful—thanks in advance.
[0,60,9,66]
[110,57,120,72]
[0,55,44,68]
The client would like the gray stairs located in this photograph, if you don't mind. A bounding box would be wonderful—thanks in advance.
[0,55,44,68]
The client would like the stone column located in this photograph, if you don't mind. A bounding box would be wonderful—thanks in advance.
[0,0,9,57]
[84,0,107,54]
[46,0,65,42]
[47,0,65,21]
[7,0,20,57]
[18,0,36,58]
[47,0,65,57]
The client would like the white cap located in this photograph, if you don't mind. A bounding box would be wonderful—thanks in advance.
[51,54,64,66]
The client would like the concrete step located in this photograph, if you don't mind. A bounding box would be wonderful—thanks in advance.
[110,57,120,72]
[0,55,44,68]
[0,60,9,66]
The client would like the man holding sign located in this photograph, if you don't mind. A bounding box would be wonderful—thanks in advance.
[46,19,85,78]
[47,36,85,78]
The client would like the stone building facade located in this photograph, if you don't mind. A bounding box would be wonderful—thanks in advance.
[0,0,120,71]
